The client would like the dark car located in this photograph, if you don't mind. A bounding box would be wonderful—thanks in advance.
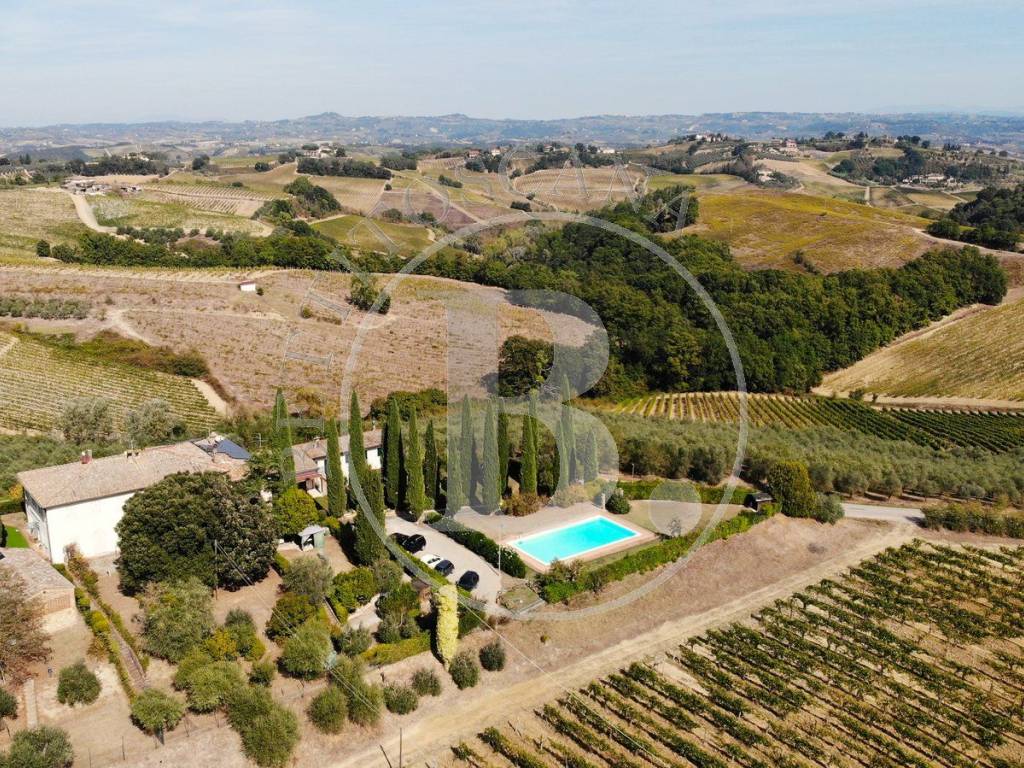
[391,533,427,553]
[457,570,480,591]
[434,559,455,577]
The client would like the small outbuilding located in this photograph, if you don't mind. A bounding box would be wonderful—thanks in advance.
[238,280,258,293]
[0,548,76,629]
[744,491,774,512]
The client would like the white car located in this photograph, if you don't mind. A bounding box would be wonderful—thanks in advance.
[418,553,443,568]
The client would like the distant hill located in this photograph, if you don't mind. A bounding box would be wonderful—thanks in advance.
[3,111,1024,154]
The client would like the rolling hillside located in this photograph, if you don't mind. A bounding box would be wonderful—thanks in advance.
[819,293,1024,401]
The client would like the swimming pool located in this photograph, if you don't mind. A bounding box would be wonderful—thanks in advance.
[510,516,640,566]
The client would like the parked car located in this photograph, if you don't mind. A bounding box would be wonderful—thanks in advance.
[457,570,480,591]
[392,532,426,553]
[419,553,443,569]
[434,559,455,577]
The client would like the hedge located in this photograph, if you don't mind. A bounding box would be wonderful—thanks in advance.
[540,509,770,603]
[362,631,431,667]
[923,502,1024,538]
[432,519,527,578]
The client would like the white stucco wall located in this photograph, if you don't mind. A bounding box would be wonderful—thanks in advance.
[38,492,135,564]
[338,448,381,480]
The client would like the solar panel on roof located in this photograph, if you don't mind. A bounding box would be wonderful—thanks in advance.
[215,439,251,461]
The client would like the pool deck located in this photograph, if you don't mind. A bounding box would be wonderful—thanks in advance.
[454,502,657,573]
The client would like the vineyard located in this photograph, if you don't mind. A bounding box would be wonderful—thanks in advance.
[455,541,1024,768]
[142,181,277,216]
[0,331,217,433]
[610,392,1024,452]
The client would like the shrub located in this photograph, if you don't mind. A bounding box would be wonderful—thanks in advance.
[434,584,459,666]
[284,555,334,605]
[265,592,316,641]
[332,657,383,726]
[449,651,480,690]
[503,493,541,517]
[130,689,185,735]
[182,661,244,713]
[332,566,377,612]
[56,661,101,706]
[605,491,631,515]
[280,619,332,679]
[0,687,17,724]
[224,610,264,661]
[307,685,348,734]
[411,668,442,697]
[383,683,418,714]
[2,726,74,768]
[203,627,239,661]
[273,487,321,539]
[249,660,276,687]
[140,577,214,662]
[337,626,373,657]
[479,640,506,672]
[225,686,299,768]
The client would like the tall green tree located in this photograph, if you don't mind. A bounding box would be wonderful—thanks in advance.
[446,443,467,513]
[528,389,540,458]
[583,428,599,482]
[459,396,474,505]
[349,392,385,564]
[559,375,576,487]
[481,402,500,512]
[384,397,403,509]
[520,414,538,495]
[423,420,439,507]
[273,389,296,487]
[325,416,346,516]
[405,407,427,519]
[497,406,510,497]
[347,391,367,482]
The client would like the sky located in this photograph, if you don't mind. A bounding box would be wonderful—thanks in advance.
[3,0,1023,126]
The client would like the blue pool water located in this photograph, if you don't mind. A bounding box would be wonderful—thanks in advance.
[511,517,639,566]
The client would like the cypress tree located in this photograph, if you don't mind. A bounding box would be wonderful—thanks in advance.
[423,421,439,507]
[347,391,367,482]
[406,407,427,519]
[528,389,540,459]
[497,406,510,497]
[349,391,385,564]
[482,402,500,512]
[583,428,600,482]
[272,388,296,487]
[446,443,467,514]
[520,414,537,495]
[557,418,571,492]
[459,396,474,506]
[559,375,576,485]
[325,416,346,516]
[384,397,402,509]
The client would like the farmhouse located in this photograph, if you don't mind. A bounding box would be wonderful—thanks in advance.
[0,548,76,629]
[17,435,250,564]
[292,429,383,496]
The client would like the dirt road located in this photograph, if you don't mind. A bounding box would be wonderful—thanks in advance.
[843,502,924,525]
[66,191,116,233]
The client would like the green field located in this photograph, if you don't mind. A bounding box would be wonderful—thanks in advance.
[611,391,1024,452]
[313,214,433,254]
[458,542,1024,768]
[0,331,217,433]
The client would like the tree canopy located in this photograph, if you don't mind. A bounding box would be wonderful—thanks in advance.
[116,472,277,593]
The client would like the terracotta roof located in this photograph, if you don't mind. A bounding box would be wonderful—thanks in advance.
[0,549,73,597]
[17,439,249,509]
[292,430,383,475]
